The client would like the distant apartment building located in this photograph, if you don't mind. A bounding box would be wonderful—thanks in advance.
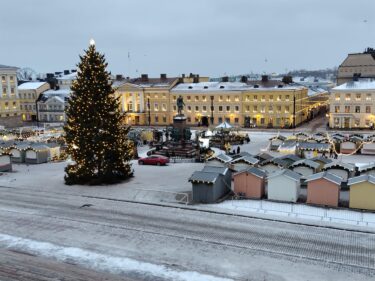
[37,89,70,123]
[56,70,77,90]
[18,82,50,121]
[0,64,20,120]
[329,80,375,129]
[337,48,375,86]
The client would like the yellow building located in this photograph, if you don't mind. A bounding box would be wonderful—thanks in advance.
[0,64,20,120]
[114,75,312,128]
[171,76,309,128]
[329,80,375,129]
[348,175,375,211]
[18,82,50,121]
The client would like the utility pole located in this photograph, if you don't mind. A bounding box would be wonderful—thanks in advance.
[210,96,214,125]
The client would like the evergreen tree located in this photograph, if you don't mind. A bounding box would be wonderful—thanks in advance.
[64,41,134,185]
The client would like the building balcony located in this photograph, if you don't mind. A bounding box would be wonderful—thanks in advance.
[38,109,65,113]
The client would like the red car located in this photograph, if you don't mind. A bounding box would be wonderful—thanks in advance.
[138,155,170,166]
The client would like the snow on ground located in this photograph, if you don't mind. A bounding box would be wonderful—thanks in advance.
[0,233,232,281]
[208,199,375,229]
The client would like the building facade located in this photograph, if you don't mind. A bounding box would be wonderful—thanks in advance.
[329,80,375,129]
[37,89,70,123]
[0,64,20,120]
[18,82,50,121]
[337,48,375,86]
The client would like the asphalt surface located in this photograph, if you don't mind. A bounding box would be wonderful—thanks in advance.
[0,186,375,281]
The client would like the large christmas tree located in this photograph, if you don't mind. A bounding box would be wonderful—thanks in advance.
[64,41,134,185]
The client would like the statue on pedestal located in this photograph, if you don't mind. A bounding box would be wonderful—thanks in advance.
[177,95,185,116]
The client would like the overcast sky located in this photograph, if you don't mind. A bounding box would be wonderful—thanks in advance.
[1,0,374,77]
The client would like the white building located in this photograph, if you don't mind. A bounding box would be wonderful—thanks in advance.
[56,71,77,90]
[37,89,70,123]
[18,82,50,121]
[329,80,375,129]
[0,64,20,119]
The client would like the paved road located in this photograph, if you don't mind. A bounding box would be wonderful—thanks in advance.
[0,186,375,281]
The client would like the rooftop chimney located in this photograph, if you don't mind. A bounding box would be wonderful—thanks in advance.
[222,76,229,82]
[116,74,123,80]
[63,70,70,75]
[160,73,167,80]
[141,74,148,81]
[193,74,200,83]
[261,75,268,82]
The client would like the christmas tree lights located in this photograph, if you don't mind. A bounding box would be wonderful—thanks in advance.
[64,42,134,185]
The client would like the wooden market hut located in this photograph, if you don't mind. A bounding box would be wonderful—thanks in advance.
[361,138,375,155]
[267,169,301,203]
[25,144,50,164]
[206,153,232,167]
[297,142,331,159]
[322,162,356,183]
[45,142,61,160]
[290,159,320,179]
[357,163,375,176]
[255,152,273,163]
[339,136,362,154]
[9,143,29,163]
[0,154,12,172]
[230,155,259,172]
[310,156,332,170]
[348,175,375,211]
[259,157,289,174]
[269,135,286,151]
[305,172,343,207]
[233,167,266,199]
[189,166,232,203]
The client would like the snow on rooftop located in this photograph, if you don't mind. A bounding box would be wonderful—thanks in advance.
[57,72,77,80]
[172,82,303,92]
[43,89,71,96]
[18,82,48,90]
[333,80,375,91]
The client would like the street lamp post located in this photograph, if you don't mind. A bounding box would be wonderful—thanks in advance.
[147,98,151,126]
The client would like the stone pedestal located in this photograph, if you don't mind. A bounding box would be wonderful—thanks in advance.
[173,115,187,129]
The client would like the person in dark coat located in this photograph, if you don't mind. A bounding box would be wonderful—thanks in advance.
[237,146,240,154]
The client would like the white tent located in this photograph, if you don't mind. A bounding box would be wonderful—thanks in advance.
[215,121,233,129]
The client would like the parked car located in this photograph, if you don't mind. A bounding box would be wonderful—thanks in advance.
[138,155,170,166]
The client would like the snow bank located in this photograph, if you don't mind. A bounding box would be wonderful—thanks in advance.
[0,233,232,281]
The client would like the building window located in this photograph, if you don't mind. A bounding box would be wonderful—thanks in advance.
[355,106,360,113]
[334,106,340,113]
[187,117,191,122]
[187,105,191,112]
[219,106,223,112]
[345,94,351,101]
[219,96,223,101]
[173,105,177,111]
[195,105,199,111]
[356,94,361,101]
[10,76,14,82]
[2,87,6,94]
[261,96,265,102]
[162,93,166,98]
[366,94,372,101]
[285,95,290,101]
[235,96,239,101]
[269,95,273,101]
[162,103,167,111]
[128,101,133,111]
[355,119,360,127]
[195,96,199,101]
[335,94,340,101]
[277,106,281,113]
[277,95,282,101]
[1,76,5,83]
[235,106,239,112]
[226,96,230,102]
[245,105,250,112]
[345,106,350,113]
[245,95,250,102]
[366,106,371,113]
[253,105,258,112]
[234,118,239,123]
[268,105,273,113]
[202,105,207,112]
[285,106,290,113]
[155,116,159,123]
[218,117,223,123]
[334,118,340,125]
[173,95,176,101]
[20,105,23,110]
[226,106,230,112]
[260,106,265,113]
[163,116,167,123]
[253,95,258,101]
[202,96,206,101]
[187,96,191,101]
[154,103,159,111]
[260,118,265,125]
[366,120,371,127]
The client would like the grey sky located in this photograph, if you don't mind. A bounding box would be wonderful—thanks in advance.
[1,0,374,77]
